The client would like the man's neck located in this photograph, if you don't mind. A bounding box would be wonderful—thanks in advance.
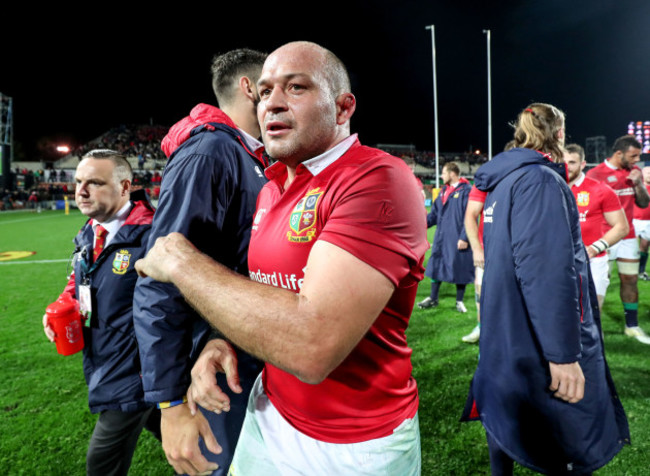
[605,157,621,170]
[568,172,584,188]
[221,104,260,139]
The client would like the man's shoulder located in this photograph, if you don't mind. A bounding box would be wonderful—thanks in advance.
[586,162,614,178]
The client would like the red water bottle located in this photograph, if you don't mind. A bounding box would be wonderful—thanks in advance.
[46,293,84,356]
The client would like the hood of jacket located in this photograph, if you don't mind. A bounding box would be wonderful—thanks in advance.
[161,103,239,158]
[474,147,567,192]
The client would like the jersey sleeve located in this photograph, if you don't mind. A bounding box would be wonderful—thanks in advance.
[318,160,429,287]
[468,185,487,203]
[133,142,237,403]
[599,183,623,213]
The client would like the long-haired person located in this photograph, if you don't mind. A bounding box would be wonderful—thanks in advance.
[462,103,629,475]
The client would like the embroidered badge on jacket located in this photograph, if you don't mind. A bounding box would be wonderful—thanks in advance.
[112,250,131,275]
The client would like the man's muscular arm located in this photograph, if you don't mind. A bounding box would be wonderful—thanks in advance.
[464,200,484,268]
[587,209,629,259]
[136,233,395,385]
[630,169,650,208]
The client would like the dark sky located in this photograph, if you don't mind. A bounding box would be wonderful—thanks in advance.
[3,0,650,161]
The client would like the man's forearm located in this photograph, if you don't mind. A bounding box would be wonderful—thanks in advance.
[634,182,650,208]
[137,234,395,385]
[169,248,313,380]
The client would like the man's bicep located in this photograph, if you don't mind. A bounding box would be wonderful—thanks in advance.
[603,209,626,228]
[300,240,395,354]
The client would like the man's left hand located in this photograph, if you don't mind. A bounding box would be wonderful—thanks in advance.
[628,168,642,185]
[457,239,469,250]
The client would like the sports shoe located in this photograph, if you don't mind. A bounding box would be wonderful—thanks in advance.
[624,326,650,344]
[639,272,650,281]
[462,325,480,343]
[417,297,438,309]
[456,301,468,313]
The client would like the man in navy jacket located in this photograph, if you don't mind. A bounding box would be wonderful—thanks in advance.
[463,147,629,474]
[44,149,160,475]
[418,161,474,312]
[133,48,268,475]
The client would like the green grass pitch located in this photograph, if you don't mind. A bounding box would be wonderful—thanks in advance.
[1,209,648,474]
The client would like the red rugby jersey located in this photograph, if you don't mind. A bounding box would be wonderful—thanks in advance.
[248,138,428,443]
[587,161,640,239]
[570,174,622,256]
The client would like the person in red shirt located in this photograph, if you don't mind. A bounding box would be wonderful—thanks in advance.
[564,144,628,311]
[633,166,650,280]
[134,41,428,475]
[461,185,486,343]
[586,135,650,343]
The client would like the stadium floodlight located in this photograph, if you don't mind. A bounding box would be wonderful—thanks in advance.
[56,145,70,154]
[425,24,440,187]
[483,29,492,160]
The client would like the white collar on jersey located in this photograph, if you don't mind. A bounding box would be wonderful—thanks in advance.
[301,134,358,176]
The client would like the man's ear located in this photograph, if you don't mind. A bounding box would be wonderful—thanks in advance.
[335,93,356,125]
[121,179,132,196]
[239,76,257,102]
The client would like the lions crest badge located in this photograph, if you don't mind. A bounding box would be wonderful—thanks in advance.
[112,250,131,275]
[577,191,590,207]
[288,188,323,242]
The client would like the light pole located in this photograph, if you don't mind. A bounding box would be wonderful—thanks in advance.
[425,25,440,187]
[483,29,492,160]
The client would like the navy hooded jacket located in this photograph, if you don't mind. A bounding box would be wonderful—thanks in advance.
[424,178,474,284]
[133,104,266,404]
[67,190,155,413]
[463,148,629,474]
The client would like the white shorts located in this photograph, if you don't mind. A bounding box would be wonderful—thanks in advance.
[229,374,421,476]
[608,237,640,261]
[633,219,650,241]
[589,254,610,297]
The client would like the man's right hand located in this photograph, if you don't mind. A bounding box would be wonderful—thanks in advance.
[187,338,242,416]
[42,314,55,342]
[161,404,221,476]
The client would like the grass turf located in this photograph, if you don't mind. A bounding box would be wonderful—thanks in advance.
[0,209,648,474]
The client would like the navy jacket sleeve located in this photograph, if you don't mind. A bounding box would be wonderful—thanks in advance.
[510,174,582,363]
[133,138,239,403]
[458,187,470,243]
[427,193,442,228]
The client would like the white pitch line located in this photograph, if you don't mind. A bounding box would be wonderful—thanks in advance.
[0,259,69,265]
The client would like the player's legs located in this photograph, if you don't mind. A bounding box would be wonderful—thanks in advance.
[86,407,157,476]
[485,432,513,476]
[455,284,468,313]
[417,280,440,309]
[633,219,650,278]
[462,267,482,343]
[614,238,650,344]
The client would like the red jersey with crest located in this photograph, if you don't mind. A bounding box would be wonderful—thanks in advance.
[586,161,640,239]
[570,174,622,257]
[247,137,429,443]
